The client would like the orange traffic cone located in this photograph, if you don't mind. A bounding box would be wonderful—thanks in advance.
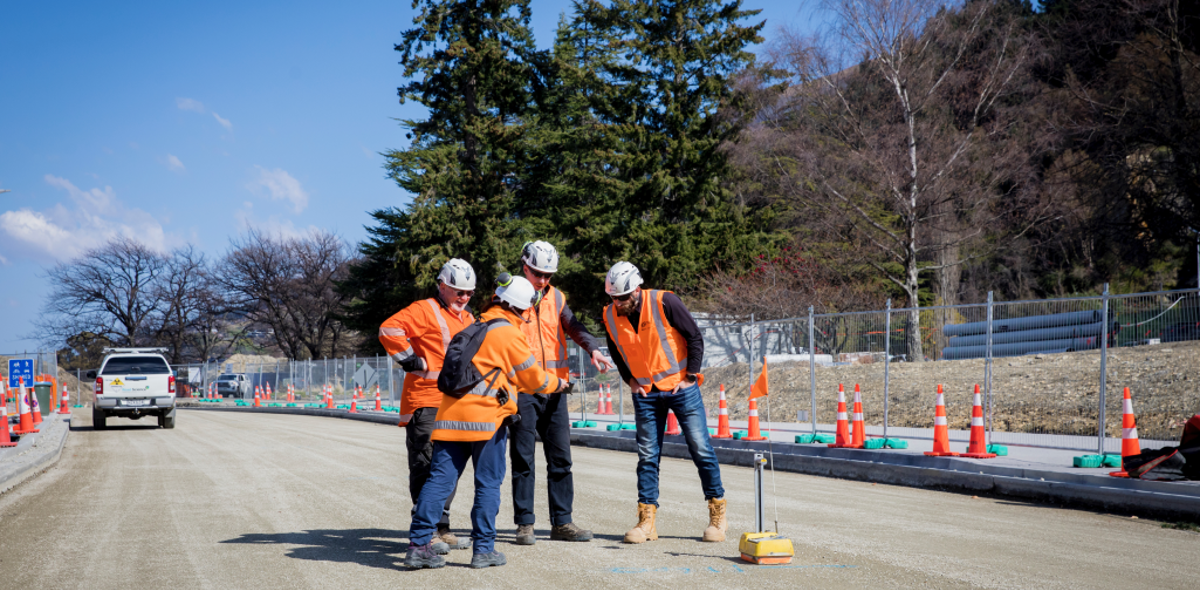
[828,384,852,448]
[58,385,71,414]
[374,385,382,411]
[743,398,767,441]
[13,379,38,435]
[925,384,958,457]
[1,399,16,447]
[31,382,43,426]
[265,382,273,400]
[254,387,261,408]
[961,384,996,458]
[596,387,605,414]
[287,384,295,404]
[604,386,615,415]
[1110,387,1141,478]
[849,384,865,449]
[350,396,358,413]
[325,386,334,409]
[665,410,682,435]
[712,384,733,439]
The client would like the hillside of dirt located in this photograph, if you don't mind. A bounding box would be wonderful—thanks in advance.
[570,341,1200,441]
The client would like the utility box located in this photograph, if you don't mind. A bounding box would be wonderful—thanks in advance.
[33,382,53,415]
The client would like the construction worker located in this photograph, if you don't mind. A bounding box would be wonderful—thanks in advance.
[379,258,476,553]
[507,240,614,545]
[405,276,571,569]
[601,261,726,544]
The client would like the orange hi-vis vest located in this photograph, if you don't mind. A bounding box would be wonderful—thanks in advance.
[432,306,562,442]
[379,297,473,426]
[520,285,571,381]
[603,289,689,391]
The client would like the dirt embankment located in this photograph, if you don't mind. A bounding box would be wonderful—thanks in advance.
[570,341,1200,441]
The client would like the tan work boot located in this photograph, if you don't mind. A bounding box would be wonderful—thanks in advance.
[436,525,469,550]
[702,498,727,542]
[623,503,658,544]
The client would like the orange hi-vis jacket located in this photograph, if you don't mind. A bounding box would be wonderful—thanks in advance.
[603,289,689,391]
[432,306,564,442]
[520,285,570,380]
[379,297,473,426]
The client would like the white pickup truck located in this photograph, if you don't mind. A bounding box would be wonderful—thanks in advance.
[88,348,177,429]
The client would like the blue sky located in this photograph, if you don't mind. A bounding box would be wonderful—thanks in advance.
[0,0,814,353]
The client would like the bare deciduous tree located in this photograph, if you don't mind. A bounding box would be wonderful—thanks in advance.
[40,237,167,347]
[752,0,1044,360]
[220,229,358,360]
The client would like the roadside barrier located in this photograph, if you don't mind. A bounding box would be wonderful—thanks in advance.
[742,398,767,441]
[665,410,681,435]
[829,384,852,448]
[925,384,958,457]
[713,384,733,439]
[14,379,38,435]
[962,385,997,458]
[1109,387,1141,477]
[0,400,16,447]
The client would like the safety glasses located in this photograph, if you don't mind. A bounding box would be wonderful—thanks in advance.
[452,289,474,298]
[528,269,553,280]
[610,293,634,302]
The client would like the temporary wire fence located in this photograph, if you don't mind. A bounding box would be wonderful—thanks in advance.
[698,287,1200,453]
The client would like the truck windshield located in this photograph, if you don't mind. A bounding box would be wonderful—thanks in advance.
[102,356,171,375]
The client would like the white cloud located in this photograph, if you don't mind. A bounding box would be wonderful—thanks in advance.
[247,166,308,213]
[165,154,186,173]
[0,175,172,262]
[212,112,233,131]
[234,202,316,240]
[176,97,206,113]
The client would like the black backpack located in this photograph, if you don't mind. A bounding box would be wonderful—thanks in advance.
[438,318,510,403]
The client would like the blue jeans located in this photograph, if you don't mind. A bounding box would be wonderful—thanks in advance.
[632,382,724,506]
[409,426,508,553]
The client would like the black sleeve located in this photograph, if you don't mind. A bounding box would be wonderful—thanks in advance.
[606,330,634,384]
[660,292,704,374]
[559,301,601,356]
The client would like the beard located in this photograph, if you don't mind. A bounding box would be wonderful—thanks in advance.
[615,293,640,316]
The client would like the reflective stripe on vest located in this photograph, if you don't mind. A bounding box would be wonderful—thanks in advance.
[604,305,651,388]
[434,420,495,432]
[427,299,451,350]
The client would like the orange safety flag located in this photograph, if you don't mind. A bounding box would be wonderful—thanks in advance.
[750,357,769,399]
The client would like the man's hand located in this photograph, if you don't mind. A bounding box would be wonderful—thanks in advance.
[555,378,574,394]
[398,356,427,373]
[629,379,647,398]
[590,350,616,373]
[669,373,698,395]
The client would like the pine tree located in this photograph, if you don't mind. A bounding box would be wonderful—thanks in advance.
[559,0,775,306]
[340,0,543,345]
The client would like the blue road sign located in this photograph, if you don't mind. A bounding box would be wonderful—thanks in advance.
[8,359,34,388]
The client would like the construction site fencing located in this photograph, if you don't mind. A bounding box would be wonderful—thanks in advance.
[697,287,1200,453]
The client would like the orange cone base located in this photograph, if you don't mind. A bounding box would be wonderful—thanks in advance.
[829,442,863,448]
[924,451,960,457]
[0,442,15,448]
[13,428,39,435]
[961,451,997,459]
[1109,471,1129,478]
[744,435,768,441]
[712,432,733,439]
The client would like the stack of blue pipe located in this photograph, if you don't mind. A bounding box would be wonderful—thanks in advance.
[942,310,1115,360]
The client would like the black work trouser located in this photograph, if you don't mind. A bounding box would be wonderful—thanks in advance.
[406,406,457,527]
[510,392,575,526]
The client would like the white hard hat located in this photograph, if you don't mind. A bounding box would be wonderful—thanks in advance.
[521,240,559,274]
[438,258,476,290]
[605,261,643,296]
[496,275,537,310]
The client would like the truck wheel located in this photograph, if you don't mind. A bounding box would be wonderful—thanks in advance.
[93,407,107,430]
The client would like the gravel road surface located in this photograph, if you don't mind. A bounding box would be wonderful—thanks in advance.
[0,410,1196,589]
